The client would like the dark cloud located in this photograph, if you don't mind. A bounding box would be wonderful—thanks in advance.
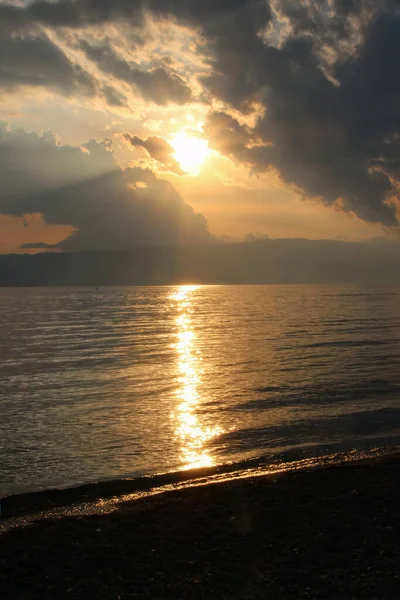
[0,31,97,96]
[124,133,184,174]
[0,123,210,251]
[0,0,267,30]
[202,1,400,227]
[0,27,126,106]
[0,0,144,30]
[197,3,272,110]
[80,40,192,105]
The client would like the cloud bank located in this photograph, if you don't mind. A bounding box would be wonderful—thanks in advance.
[0,122,210,251]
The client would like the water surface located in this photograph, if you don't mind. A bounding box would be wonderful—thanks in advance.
[1,284,400,497]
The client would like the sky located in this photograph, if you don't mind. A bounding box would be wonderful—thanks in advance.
[1,0,400,253]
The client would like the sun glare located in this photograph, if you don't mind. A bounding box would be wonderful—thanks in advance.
[171,131,210,175]
[170,285,223,470]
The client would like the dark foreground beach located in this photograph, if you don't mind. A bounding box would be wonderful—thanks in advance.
[1,455,399,600]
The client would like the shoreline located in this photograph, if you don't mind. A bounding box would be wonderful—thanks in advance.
[1,453,399,599]
[2,447,398,522]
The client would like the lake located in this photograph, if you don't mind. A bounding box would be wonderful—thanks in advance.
[1,284,400,497]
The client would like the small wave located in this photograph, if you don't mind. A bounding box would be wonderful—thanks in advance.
[302,339,385,348]
[254,385,289,393]
[213,407,400,452]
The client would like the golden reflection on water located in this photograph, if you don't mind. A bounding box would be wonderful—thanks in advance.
[170,286,223,470]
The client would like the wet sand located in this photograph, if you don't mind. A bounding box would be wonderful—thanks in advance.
[1,455,399,599]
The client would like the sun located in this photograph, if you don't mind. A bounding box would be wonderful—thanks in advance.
[171,131,211,175]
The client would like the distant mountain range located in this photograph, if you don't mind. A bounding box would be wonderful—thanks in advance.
[1,238,400,286]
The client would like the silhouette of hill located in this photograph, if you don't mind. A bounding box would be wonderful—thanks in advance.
[1,239,400,286]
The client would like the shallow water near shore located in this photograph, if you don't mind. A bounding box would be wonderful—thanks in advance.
[1,284,400,497]
[1,447,397,530]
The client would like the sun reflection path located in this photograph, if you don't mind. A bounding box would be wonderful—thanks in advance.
[170,286,223,470]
